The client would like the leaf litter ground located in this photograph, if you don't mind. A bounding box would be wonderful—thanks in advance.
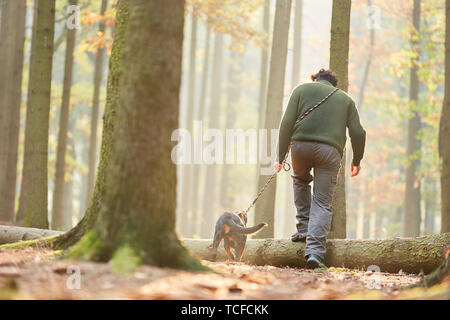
[0,247,448,299]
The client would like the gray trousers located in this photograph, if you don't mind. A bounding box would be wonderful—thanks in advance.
[290,141,341,261]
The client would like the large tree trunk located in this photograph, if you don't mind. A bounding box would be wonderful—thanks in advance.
[404,0,422,237]
[62,0,206,271]
[328,0,351,239]
[183,233,450,274]
[254,0,292,239]
[440,0,450,234]
[17,0,55,229]
[51,0,78,231]
[86,0,108,209]
[0,0,27,223]
[200,32,224,238]
[179,10,198,237]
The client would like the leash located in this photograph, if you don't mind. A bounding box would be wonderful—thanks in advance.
[244,87,339,214]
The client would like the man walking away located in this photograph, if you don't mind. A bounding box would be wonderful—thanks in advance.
[274,69,366,269]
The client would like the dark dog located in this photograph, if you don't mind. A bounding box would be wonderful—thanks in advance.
[211,211,267,262]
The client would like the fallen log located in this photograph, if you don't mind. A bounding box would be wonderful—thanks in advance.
[183,233,450,274]
[409,245,450,288]
[0,225,62,245]
[0,225,448,274]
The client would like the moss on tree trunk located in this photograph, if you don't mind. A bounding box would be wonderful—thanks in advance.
[52,0,126,249]
[58,0,207,272]
[184,233,450,274]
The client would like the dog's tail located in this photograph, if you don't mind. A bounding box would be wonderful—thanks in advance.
[228,221,268,235]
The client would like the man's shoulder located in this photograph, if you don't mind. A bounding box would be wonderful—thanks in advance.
[337,89,355,101]
[295,82,317,91]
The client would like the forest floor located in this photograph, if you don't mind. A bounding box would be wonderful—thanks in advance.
[0,247,449,300]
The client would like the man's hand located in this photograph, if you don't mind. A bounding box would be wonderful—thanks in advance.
[351,162,361,177]
[273,162,283,173]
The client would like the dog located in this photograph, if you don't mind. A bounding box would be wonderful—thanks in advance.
[211,211,267,262]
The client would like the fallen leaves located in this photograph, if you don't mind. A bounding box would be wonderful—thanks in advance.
[0,247,436,300]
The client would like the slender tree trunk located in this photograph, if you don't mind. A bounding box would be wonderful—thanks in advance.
[404,0,422,237]
[190,24,211,237]
[351,0,374,239]
[0,0,27,223]
[52,0,78,231]
[17,0,55,229]
[254,0,292,239]
[219,49,243,211]
[86,0,108,209]
[63,116,76,230]
[0,0,13,187]
[357,0,375,110]
[440,0,450,234]
[328,0,351,239]
[356,183,365,238]
[16,0,39,226]
[255,0,271,216]
[284,0,302,237]
[257,0,271,132]
[179,10,198,237]
[200,32,224,238]
[423,177,436,233]
[78,133,88,219]
[66,0,207,271]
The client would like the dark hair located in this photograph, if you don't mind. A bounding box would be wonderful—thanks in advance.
[311,69,338,87]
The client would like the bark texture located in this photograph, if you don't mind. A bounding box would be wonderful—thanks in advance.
[328,0,351,239]
[0,0,27,223]
[16,1,39,226]
[52,0,78,230]
[254,0,292,239]
[17,0,55,229]
[440,0,450,234]
[404,0,422,237]
[184,233,450,274]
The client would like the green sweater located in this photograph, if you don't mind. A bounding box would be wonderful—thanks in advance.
[278,80,366,166]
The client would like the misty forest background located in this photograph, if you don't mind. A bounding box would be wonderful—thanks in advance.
[0,0,447,241]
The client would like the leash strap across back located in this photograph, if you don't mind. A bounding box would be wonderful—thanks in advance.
[244,87,339,214]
